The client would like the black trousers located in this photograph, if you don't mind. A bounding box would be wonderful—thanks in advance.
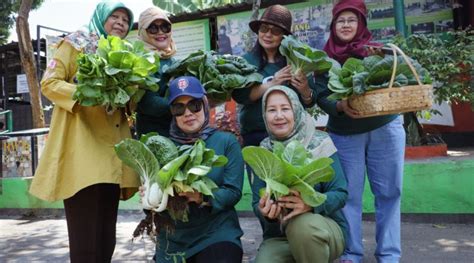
[63,183,120,263]
[186,242,243,263]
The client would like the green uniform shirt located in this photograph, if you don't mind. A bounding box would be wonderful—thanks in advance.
[315,74,397,135]
[250,153,349,243]
[232,52,318,136]
[136,58,175,137]
[155,131,244,262]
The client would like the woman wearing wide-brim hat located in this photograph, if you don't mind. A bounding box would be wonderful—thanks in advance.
[231,3,318,169]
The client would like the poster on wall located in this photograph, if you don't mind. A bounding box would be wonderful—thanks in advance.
[216,0,453,56]
[127,19,210,61]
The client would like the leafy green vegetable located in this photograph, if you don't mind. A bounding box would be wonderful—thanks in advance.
[242,140,334,207]
[162,50,263,104]
[328,52,432,100]
[115,135,227,221]
[73,35,160,113]
[279,35,333,75]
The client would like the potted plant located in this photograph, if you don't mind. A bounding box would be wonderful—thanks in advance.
[394,28,473,157]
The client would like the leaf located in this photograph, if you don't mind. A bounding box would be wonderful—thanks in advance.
[266,178,290,195]
[114,139,160,183]
[292,178,327,207]
[282,140,310,166]
[157,154,189,189]
[242,146,284,182]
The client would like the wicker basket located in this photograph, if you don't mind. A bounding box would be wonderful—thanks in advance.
[348,44,433,117]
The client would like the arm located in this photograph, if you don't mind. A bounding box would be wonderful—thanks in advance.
[313,153,348,215]
[136,89,170,118]
[40,41,80,113]
[209,134,244,214]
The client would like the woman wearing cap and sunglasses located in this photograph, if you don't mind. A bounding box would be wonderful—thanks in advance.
[316,1,405,262]
[232,4,318,162]
[135,6,177,137]
[29,1,139,262]
[153,76,244,263]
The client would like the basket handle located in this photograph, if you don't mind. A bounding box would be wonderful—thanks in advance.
[386,43,422,88]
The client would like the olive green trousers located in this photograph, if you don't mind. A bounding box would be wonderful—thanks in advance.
[255,213,345,263]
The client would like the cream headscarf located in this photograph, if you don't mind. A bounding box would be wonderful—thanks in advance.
[260,86,337,159]
[138,6,177,59]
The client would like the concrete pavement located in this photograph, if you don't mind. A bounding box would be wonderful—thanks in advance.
[0,210,473,262]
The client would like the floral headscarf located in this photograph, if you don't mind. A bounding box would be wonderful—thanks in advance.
[260,86,337,158]
[138,6,177,59]
[169,96,217,144]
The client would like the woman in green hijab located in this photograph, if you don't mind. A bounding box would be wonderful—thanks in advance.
[29,2,138,262]
[250,86,348,263]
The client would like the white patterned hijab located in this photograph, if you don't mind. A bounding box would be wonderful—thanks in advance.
[260,85,337,158]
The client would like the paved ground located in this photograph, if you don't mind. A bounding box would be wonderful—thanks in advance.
[1,210,473,262]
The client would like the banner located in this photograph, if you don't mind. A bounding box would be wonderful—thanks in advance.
[217,0,454,56]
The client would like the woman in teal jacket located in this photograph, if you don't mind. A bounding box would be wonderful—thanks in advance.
[135,6,177,137]
[155,76,244,263]
[252,86,348,263]
[232,4,318,149]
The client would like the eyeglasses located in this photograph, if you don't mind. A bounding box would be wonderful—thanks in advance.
[259,24,284,36]
[146,22,172,34]
[335,18,358,26]
[170,99,203,116]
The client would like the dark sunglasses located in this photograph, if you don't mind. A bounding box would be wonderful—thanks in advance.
[146,22,172,34]
[259,24,284,36]
[170,99,203,116]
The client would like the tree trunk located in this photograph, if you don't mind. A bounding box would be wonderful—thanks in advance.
[250,0,261,22]
[16,0,45,128]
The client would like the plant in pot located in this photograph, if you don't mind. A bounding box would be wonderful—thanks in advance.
[394,28,473,150]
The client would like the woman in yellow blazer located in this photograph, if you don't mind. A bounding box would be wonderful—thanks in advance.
[29,1,139,262]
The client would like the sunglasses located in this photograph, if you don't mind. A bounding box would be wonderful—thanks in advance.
[170,99,203,116]
[146,22,172,34]
[259,24,284,36]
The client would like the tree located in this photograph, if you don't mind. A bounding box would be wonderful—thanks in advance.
[16,0,44,128]
[0,0,44,45]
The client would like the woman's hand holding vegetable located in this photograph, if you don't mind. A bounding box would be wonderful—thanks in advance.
[179,191,203,204]
[278,190,312,222]
[259,193,282,220]
[250,65,292,101]
[290,70,312,104]
[336,99,363,119]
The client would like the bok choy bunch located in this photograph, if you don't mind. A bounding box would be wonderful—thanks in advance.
[115,134,227,221]
[242,140,334,207]
[279,35,333,76]
[73,35,160,113]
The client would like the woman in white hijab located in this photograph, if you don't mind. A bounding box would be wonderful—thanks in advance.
[135,6,177,137]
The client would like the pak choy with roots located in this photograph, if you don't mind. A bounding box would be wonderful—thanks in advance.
[114,133,228,241]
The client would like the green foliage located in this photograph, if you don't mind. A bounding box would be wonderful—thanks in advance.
[393,29,474,106]
[140,133,179,167]
[328,54,432,100]
[242,140,335,207]
[73,35,160,113]
[153,0,245,15]
[279,35,333,75]
[0,0,44,45]
[162,50,263,104]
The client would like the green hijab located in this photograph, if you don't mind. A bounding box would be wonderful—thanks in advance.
[88,1,134,37]
[260,86,337,158]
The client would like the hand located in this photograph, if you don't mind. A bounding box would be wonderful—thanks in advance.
[277,190,312,222]
[290,70,311,101]
[336,99,363,119]
[270,65,292,86]
[178,191,203,204]
[259,193,282,220]
[138,185,145,204]
[366,46,385,57]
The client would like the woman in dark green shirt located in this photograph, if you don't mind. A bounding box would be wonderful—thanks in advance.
[251,85,348,263]
[135,6,177,137]
[232,4,318,148]
[155,76,244,263]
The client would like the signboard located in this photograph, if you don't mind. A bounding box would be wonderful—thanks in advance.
[16,74,29,94]
[217,0,454,55]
